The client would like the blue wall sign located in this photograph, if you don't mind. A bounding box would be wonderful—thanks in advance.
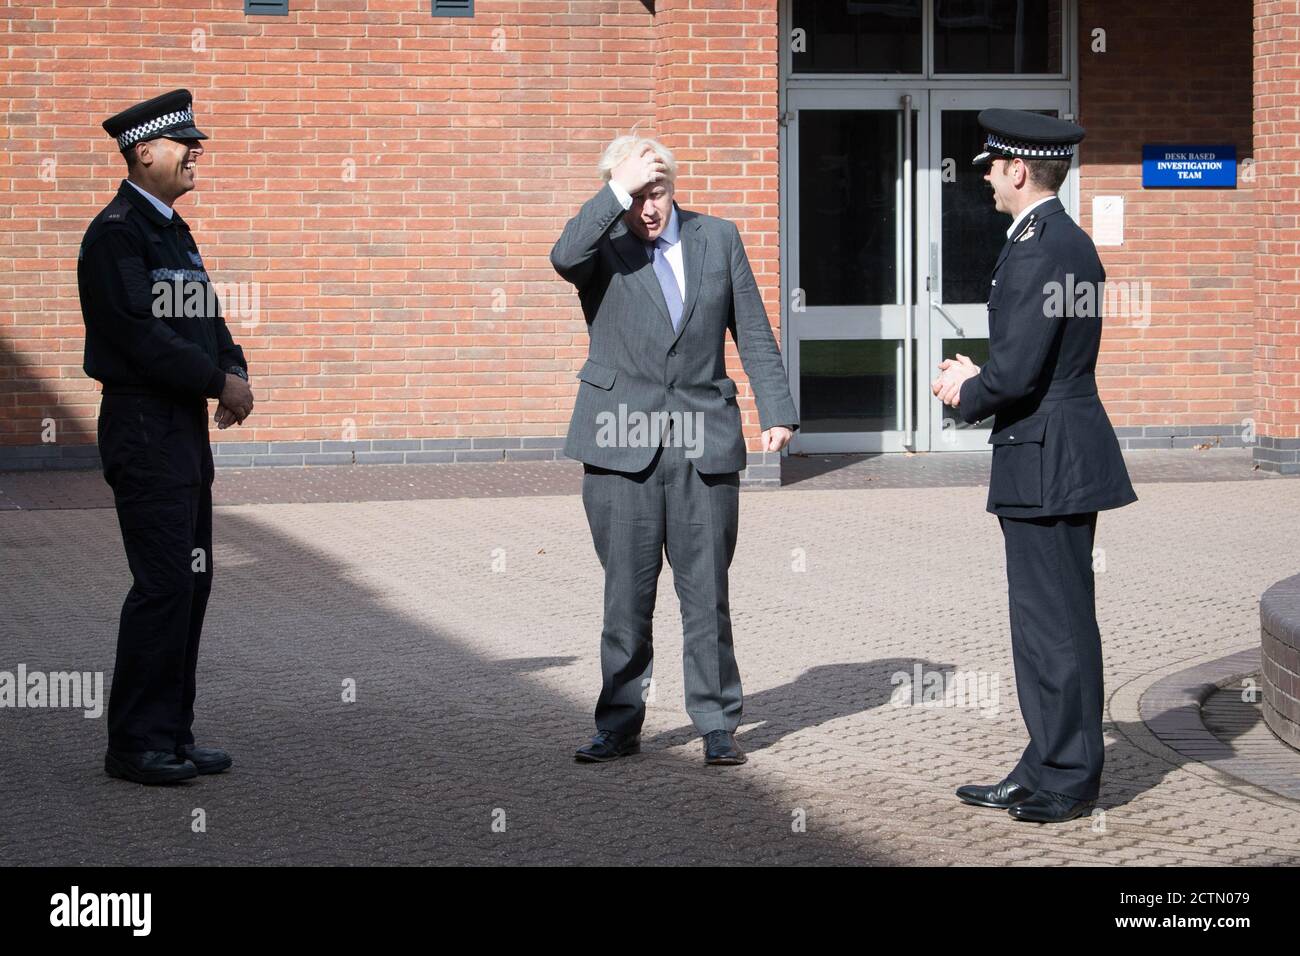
[1142,145,1237,188]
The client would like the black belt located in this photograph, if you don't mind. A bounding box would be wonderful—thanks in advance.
[100,386,206,412]
[1040,374,1098,402]
[101,384,204,398]
[101,385,165,397]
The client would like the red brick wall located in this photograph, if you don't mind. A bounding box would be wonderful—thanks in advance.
[0,1,658,449]
[653,0,781,441]
[0,0,789,456]
[1253,0,1300,443]
[0,0,1278,456]
[1078,0,1256,431]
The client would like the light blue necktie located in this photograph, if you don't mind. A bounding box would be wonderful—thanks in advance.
[647,237,684,332]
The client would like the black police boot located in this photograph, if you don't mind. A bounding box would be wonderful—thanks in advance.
[956,777,1034,810]
[176,744,233,775]
[105,749,198,785]
[1008,790,1096,823]
[574,730,641,763]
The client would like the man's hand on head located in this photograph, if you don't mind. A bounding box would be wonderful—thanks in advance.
[612,143,667,196]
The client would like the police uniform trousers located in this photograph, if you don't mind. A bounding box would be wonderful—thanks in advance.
[97,392,214,753]
[999,511,1104,800]
[581,434,742,738]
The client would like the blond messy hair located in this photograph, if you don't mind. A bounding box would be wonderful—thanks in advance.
[598,133,677,192]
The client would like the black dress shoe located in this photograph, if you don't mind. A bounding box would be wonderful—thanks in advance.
[703,730,746,765]
[956,777,1034,809]
[105,749,198,785]
[574,730,640,763]
[177,744,233,775]
[1008,790,1096,823]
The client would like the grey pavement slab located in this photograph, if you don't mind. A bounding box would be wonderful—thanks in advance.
[1,470,1298,864]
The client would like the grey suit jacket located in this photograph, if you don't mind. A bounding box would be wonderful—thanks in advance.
[550,183,798,475]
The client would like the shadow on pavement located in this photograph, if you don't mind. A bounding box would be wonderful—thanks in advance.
[1,509,894,866]
[643,659,958,754]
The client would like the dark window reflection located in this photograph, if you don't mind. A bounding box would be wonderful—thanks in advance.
[934,0,1064,74]
[800,109,916,307]
[792,0,922,74]
[801,339,913,433]
[940,109,1057,303]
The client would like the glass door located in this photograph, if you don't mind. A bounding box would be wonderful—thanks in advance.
[926,89,1073,450]
[787,89,929,454]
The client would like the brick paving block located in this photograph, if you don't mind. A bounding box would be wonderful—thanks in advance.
[1,473,1298,864]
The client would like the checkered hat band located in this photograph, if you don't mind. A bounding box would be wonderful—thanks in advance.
[984,132,1073,159]
[116,108,194,150]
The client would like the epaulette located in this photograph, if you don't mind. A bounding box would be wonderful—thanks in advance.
[80,196,137,256]
[99,196,134,225]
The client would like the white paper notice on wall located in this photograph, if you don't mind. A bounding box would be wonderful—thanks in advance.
[1092,195,1124,246]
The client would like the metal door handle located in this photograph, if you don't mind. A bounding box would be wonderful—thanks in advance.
[932,302,966,337]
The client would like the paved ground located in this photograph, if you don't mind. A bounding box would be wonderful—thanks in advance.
[0,447,1273,510]
[1202,673,1300,799]
[1,452,1299,865]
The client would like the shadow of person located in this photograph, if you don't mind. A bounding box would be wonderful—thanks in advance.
[641,658,957,754]
[484,655,581,674]
[1099,704,1289,810]
[2,505,894,865]
[0,332,98,478]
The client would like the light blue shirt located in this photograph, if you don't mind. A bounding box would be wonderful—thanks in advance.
[608,180,685,299]
[125,179,174,220]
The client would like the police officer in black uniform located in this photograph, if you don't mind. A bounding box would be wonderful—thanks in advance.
[80,90,254,784]
[933,110,1137,823]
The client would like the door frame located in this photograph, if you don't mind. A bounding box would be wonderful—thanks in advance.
[784,88,932,454]
[925,88,1075,451]
[777,0,1080,455]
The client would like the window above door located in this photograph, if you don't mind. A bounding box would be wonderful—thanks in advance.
[789,0,1068,79]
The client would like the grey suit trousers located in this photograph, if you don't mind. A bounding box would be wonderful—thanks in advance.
[582,436,742,738]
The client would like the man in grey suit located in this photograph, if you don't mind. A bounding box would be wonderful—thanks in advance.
[551,135,798,766]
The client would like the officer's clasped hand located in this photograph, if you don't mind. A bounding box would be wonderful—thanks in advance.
[217,374,254,428]
[932,353,980,408]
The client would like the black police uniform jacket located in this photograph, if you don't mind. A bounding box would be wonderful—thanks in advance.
[78,181,246,399]
[958,196,1136,518]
